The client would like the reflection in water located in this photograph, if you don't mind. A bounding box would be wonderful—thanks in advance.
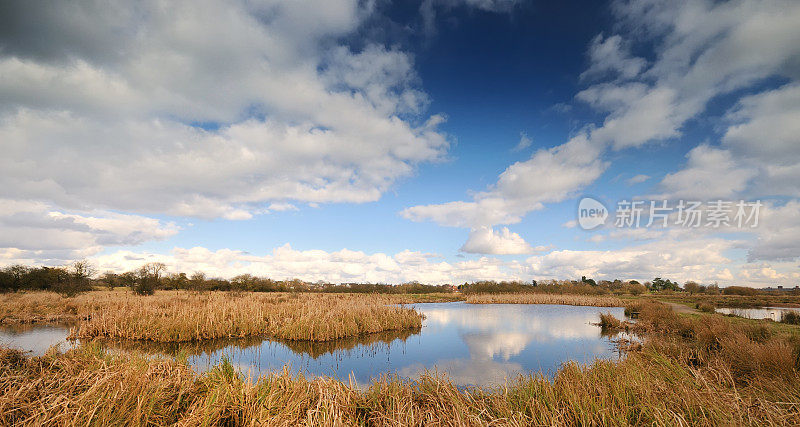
[0,324,76,356]
[716,307,800,321]
[0,302,627,387]
[99,328,417,359]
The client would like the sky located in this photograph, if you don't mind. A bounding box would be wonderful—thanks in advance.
[1,0,799,287]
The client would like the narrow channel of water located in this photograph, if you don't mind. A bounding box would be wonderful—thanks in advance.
[715,306,800,321]
[0,302,627,387]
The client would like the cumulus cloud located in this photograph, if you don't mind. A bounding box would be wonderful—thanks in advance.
[83,244,524,284]
[401,136,606,229]
[573,0,800,150]
[0,199,178,264]
[656,145,756,200]
[0,0,448,219]
[722,83,800,197]
[746,200,800,262]
[657,83,800,202]
[62,236,795,287]
[460,227,539,255]
[403,0,800,254]
[523,237,739,284]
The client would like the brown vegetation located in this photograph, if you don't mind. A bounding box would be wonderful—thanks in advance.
[1,291,422,342]
[466,293,625,307]
[1,299,799,425]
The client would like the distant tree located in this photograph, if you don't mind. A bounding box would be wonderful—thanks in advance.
[683,281,703,295]
[650,277,679,292]
[132,262,165,295]
[52,260,95,297]
[581,276,597,286]
[624,281,647,295]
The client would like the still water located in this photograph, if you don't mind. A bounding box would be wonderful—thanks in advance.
[0,302,626,387]
[715,306,800,321]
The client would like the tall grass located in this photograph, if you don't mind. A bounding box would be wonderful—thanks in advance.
[65,292,421,342]
[2,300,800,425]
[466,293,624,307]
[2,324,799,426]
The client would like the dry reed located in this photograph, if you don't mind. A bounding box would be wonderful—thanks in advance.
[2,300,800,425]
[1,336,798,425]
[466,293,624,307]
[62,291,421,342]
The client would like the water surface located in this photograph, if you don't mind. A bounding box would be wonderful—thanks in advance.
[715,306,800,321]
[0,302,626,387]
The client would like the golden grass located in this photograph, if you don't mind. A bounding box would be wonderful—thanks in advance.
[1,300,799,425]
[67,291,422,342]
[0,291,422,342]
[2,325,799,426]
[465,293,625,307]
[0,291,97,324]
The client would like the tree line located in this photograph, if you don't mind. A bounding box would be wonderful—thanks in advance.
[0,262,793,297]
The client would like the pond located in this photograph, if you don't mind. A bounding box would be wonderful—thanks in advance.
[715,306,800,321]
[0,302,627,387]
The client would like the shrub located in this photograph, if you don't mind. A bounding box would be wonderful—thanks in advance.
[696,302,715,313]
[780,310,800,325]
[722,286,759,296]
[598,312,621,329]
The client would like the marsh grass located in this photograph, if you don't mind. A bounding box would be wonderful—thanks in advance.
[0,290,423,342]
[466,293,624,307]
[1,300,800,425]
[597,312,623,330]
[696,301,716,313]
[2,320,799,426]
[63,292,421,342]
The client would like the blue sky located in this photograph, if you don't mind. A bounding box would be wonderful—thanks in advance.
[1,0,798,286]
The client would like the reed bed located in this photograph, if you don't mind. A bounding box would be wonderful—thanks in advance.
[1,301,799,425]
[64,292,421,342]
[0,291,100,324]
[2,320,799,426]
[466,293,625,307]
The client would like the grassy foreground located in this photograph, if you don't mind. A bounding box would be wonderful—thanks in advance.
[2,301,799,425]
[1,291,423,342]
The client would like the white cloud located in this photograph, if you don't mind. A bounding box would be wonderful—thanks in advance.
[419,0,522,35]
[0,0,448,219]
[460,227,538,255]
[512,131,532,151]
[723,83,800,197]
[626,174,650,185]
[524,237,739,284]
[401,135,606,229]
[576,0,800,150]
[739,262,800,285]
[656,144,756,200]
[266,203,299,212]
[0,199,178,264]
[37,237,789,287]
[580,34,646,81]
[747,200,800,262]
[84,244,523,285]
